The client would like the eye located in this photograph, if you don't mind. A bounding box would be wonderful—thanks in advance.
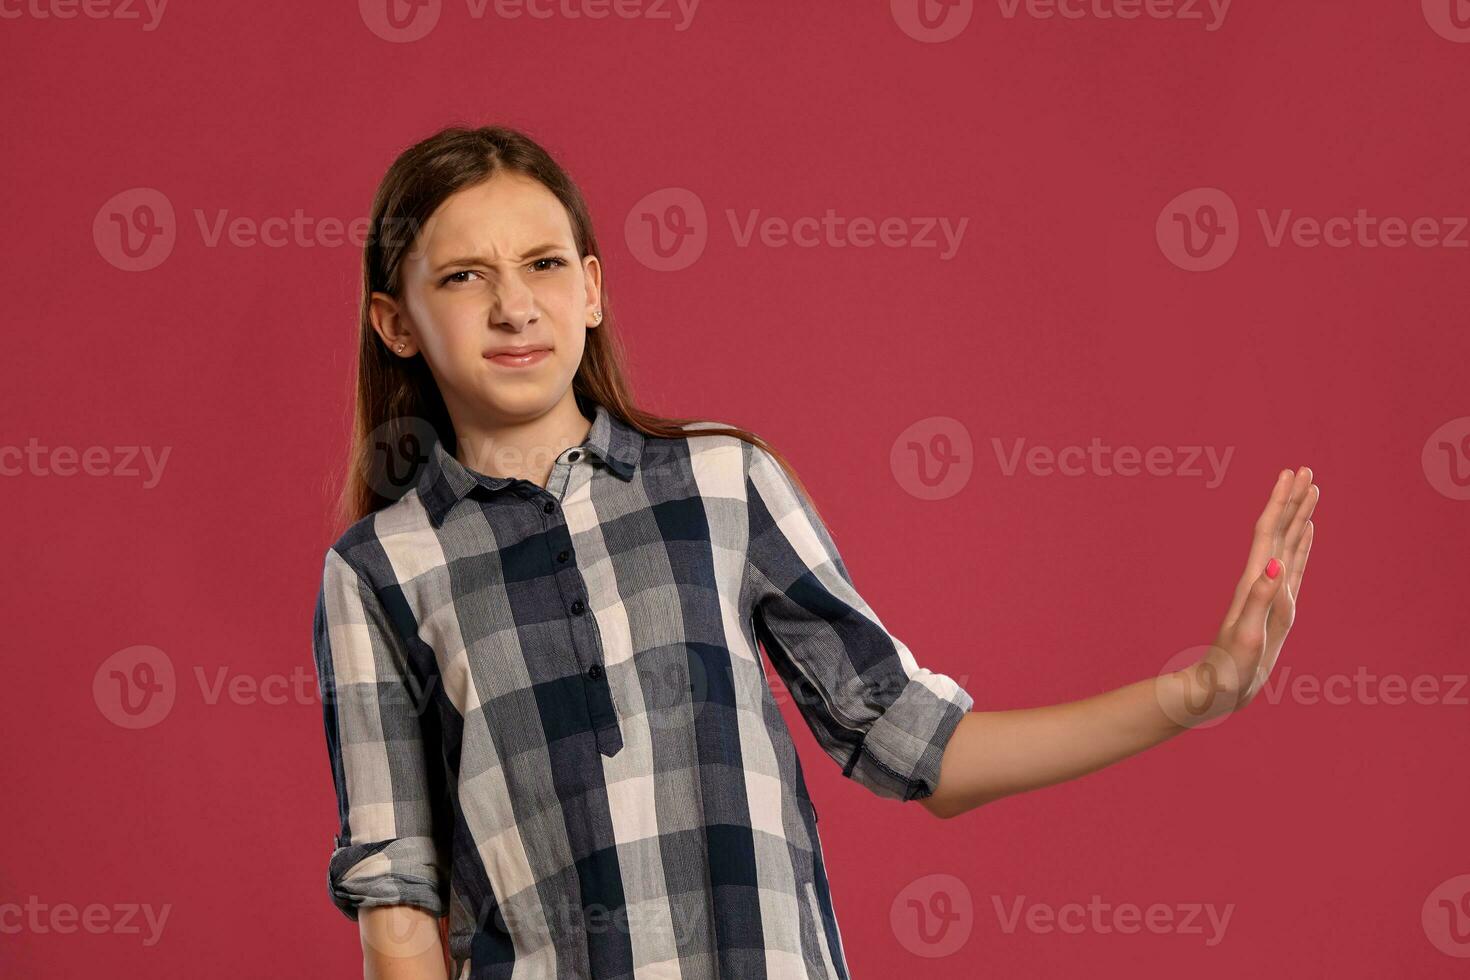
[440,258,565,286]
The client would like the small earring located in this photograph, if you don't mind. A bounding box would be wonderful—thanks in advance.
[394,342,405,353]
[591,310,603,324]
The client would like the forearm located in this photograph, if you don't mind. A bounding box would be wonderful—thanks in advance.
[922,663,1222,819]
[359,905,451,980]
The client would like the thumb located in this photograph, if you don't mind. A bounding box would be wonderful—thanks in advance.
[1234,557,1285,642]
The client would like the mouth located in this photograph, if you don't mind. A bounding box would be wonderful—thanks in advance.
[484,346,552,368]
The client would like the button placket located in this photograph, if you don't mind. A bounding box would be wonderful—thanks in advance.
[539,493,623,757]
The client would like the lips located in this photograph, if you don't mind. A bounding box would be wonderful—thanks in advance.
[484,344,550,357]
[484,346,551,368]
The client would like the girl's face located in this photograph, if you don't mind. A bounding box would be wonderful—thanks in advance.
[371,170,602,426]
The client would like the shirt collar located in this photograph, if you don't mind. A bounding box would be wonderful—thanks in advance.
[417,400,645,528]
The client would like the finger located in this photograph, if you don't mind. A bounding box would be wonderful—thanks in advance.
[1288,519,1313,601]
[1278,467,1314,533]
[1279,473,1318,560]
[1228,471,1294,624]
[1257,513,1312,684]
[1258,552,1302,689]
[1235,555,1286,644]
[1253,469,1295,565]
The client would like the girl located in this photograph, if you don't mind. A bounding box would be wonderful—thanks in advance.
[311,125,1318,980]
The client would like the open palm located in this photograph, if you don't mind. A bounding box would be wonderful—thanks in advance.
[1196,466,1319,714]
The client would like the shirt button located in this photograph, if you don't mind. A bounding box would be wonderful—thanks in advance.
[568,450,582,461]
[557,550,569,563]
[543,500,556,514]
[571,599,585,615]
[587,663,603,679]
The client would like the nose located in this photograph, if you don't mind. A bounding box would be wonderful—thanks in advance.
[489,275,538,331]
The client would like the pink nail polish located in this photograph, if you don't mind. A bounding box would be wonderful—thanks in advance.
[1265,558,1281,579]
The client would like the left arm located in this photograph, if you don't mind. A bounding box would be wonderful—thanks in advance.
[918,670,1198,819]
[920,466,1318,820]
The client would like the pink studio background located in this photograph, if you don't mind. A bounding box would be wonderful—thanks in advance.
[4,1,1468,977]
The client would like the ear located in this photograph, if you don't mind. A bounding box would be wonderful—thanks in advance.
[582,254,603,327]
[369,291,415,356]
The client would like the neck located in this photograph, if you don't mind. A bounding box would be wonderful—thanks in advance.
[453,396,593,488]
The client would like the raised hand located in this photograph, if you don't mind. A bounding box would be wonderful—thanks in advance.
[1195,466,1318,716]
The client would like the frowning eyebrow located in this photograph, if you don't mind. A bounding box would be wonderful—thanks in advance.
[431,242,571,273]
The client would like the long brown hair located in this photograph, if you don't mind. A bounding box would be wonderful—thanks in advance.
[329,124,815,533]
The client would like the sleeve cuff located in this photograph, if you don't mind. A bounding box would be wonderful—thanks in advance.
[327,835,448,921]
[844,669,973,802]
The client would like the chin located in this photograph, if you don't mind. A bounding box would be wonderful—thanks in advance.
[471,376,566,416]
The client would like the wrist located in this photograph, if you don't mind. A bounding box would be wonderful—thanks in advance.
[1182,651,1245,726]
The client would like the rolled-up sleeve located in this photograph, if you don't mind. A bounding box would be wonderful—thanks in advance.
[311,546,448,920]
[742,444,974,802]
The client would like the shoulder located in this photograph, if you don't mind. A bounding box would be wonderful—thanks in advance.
[320,489,429,583]
[660,419,775,482]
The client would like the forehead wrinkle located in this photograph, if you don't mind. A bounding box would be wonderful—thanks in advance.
[424,220,574,269]
[430,187,571,256]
